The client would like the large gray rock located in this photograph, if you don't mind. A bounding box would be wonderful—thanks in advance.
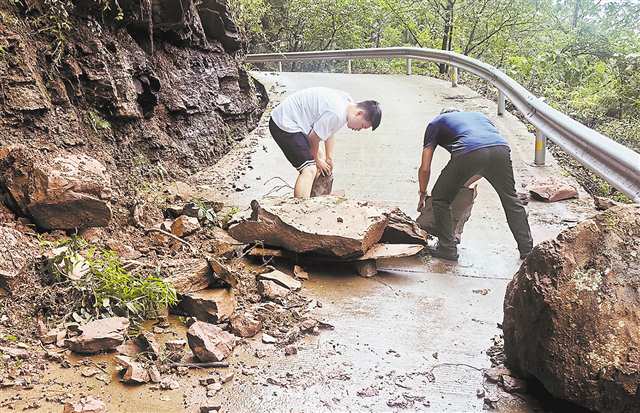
[0,146,112,230]
[66,317,129,354]
[187,321,237,362]
[503,205,640,413]
[228,197,391,258]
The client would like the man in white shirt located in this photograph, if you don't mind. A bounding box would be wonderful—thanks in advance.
[269,87,382,198]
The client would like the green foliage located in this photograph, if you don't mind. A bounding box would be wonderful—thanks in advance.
[193,199,219,227]
[88,110,111,132]
[45,237,177,322]
[220,206,240,228]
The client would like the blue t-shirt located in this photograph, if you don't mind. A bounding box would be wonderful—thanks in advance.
[423,112,508,155]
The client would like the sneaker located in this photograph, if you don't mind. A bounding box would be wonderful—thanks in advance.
[430,246,459,262]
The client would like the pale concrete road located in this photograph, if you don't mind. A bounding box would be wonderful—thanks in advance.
[194,72,595,412]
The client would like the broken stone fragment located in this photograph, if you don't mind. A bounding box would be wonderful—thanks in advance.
[299,319,318,333]
[165,339,187,352]
[207,257,239,288]
[116,340,143,357]
[230,312,262,338]
[204,227,245,258]
[284,345,297,356]
[261,333,276,344]
[257,269,301,290]
[63,396,106,413]
[200,402,222,413]
[172,288,236,323]
[66,317,129,354]
[41,329,60,345]
[483,366,511,383]
[115,355,150,384]
[171,215,201,237]
[293,265,309,280]
[379,208,428,244]
[503,205,640,413]
[187,321,237,362]
[501,375,527,393]
[0,347,29,360]
[159,377,180,390]
[162,258,212,294]
[148,365,162,383]
[137,331,161,360]
[220,370,234,383]
[228,197,391,258]
[0,146,112,230]
[257,280,290,301]
[528,183,578,202]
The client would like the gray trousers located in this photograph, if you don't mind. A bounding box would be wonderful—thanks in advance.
[432,145,533,253]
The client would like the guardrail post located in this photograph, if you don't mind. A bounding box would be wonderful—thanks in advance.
[407,58,412,75]
[347,59,352,74]
[534,128,546,165]
[451,66,458,87]
[278,61,283,72]
[497,89,506,116]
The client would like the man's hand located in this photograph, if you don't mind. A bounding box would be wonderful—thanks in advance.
[326,157,334,170]
[316,158,332,176]
[417,191,428,212]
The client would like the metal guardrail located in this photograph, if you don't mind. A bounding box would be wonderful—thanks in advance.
[246,47,640,202]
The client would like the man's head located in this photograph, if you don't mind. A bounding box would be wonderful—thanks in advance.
[348,100,382,131]
[440,107,461,115]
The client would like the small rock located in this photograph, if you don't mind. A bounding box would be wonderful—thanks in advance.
[116,340,143,357]
[66,317,129,354]
[501,375,527,393]
[257,269,302,290]
[230,312,262,338]
[199,375,219,386]
[160,377,180,390]
[173,288,236,323]
[187,321,237,362]
[293,265,309,280]
[80,367,100,378]
[220,371,234,383]
[484,366,511,383]
[262,333,277,344]
[148,365,162,383]
[137,331,161,360]
[476,388,485,398]
[257,280,290,301]
[171,215,200,237]
[200,403,222,412]
[284,345,297,356]
[0,347,29,359]
[299,319,317,333]
[62,396,106,413]
[115,355,150,384]
[206,382,222,393]
[41,329,60,345]
[165,339,187,352]
[357,386,379,397]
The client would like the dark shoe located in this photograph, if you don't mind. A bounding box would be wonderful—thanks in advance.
[430,246,459,262]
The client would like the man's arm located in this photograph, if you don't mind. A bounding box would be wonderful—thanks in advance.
[417,146,435,211]
[324,136,335,169]
[308,130,331,175]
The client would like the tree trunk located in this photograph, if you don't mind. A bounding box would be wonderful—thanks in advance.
[439,0,455,74]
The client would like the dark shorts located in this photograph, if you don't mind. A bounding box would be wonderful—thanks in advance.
[269,118,315,171]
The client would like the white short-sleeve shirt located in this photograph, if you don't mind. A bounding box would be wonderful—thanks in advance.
[271,87,353,141]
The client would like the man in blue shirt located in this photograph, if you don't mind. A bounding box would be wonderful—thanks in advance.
[417,109,533,261]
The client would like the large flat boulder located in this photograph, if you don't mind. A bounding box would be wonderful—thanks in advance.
[0,146,112,230]
[228,197,391,258]
[503,205,640,413]
[67,317,129,354]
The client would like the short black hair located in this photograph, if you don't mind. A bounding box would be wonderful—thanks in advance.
[357,100,382,131]
[440,107,460,114]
